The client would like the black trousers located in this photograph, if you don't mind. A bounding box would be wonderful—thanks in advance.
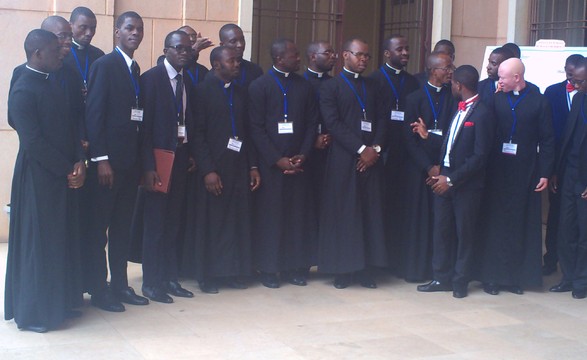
[557,166,587,290]
[83,162,139,294]
[544,188,561,268]
[142,146,189,288]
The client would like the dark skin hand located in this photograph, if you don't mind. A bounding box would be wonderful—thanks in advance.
[187,157,197,173]
[204,171,223,196]
[357,147,379,172]
[277,156,304,175]
[250,169,261,191]
[97,160,114,189]
[193,32,213,53]
[143,170,162,192]
[425,165,440,186]
[582,186,587,200]
[410,118,429,139]
[67,161,86,189]
[431,174,450,195]
[314,134,331,150]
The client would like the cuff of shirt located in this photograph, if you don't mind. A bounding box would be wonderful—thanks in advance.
[91,155,109,162]
[357,145,366,154]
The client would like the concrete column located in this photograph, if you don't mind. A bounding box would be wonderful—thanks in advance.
[431,0,453,45]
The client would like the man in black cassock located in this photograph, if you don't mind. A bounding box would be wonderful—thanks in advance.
[218,24,263,88]
[318,38,387,289]
[178,25,211,87]
[192,46,261,293]
[400,52,455,282]
[477,58,554,295]
[5,29,86,333]
[477,47,514,107]
[369,34,420,274]
[249,38,318,288]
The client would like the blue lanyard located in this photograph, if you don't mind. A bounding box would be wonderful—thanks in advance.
[187,67,199,85]
[340,73,368,120]
[506,88,529,142]
[380,66,404,110]
[115,47,140,105]
[423,85,444,129]
[269,69,291,121]
[221,82,237,138]
[567,90,572,112]
[449,112,464,147]
[71,46,88,86]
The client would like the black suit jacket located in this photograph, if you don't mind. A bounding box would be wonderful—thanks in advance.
[139,63,196,172]
[556,92,587,183]
[437,100,495,190]
[85,50,141,169]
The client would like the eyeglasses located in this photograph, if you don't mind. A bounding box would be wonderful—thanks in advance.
[316,50,338,58]
[346,51,371,60]
[55,32,73,41]
[571,79,586,86]
[167,45,191,53]
[434,66,456,73]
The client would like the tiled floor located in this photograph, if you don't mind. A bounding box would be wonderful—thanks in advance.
[1,242,586,359]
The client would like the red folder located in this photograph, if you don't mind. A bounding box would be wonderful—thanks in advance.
[153,149,175,193]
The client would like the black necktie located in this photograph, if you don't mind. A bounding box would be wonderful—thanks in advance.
[131,60,140,80]
[175,74,184,125]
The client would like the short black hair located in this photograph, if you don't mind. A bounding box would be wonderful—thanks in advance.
[574,58,587,73]
[426,51,449,70]
[24,29,57,60]
[219,23,241,41]
[115,11,142,29]
[306,41,329,60]
[342,37,367,52]
[502,42,521,58]
[434,39,455,53]
[453,65,479,92]
[566,54,585,68]
[270,38,294,62]
[70,6,96,23]
[164,30,188,48]
[210,45,234,65]
[490,46,515,60]
[382,34,405,51]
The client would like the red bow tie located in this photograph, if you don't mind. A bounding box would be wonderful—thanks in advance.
[567,82,575,92]
[458,101,467,111]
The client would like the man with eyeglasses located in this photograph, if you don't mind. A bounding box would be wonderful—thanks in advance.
[401,52,455,283]
[542,54,585,277]
[318,38,388,289]
[549,58,587,299]
[477,58,554,296]
[414,39,456,87]
[369,34,420,277]
[135,31,196,303]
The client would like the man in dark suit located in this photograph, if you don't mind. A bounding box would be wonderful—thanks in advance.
[549,60,587,299]
[84,11,149,312]
[543,54,584,276]
[139,31,196,303]
[414,65,494,298]
[478,47,514,107]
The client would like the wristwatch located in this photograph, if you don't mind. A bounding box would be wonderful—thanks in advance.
[372,145,381,153]
[446,177,453,187]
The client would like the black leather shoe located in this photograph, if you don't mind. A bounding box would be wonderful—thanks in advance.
[333,274,351,289]
[142,285,173,303]
[286,271,307,286]
[359,275,377,289]
[199,280,219,294]
[115,287,149,305]
[572,288,587,299]
[542,264,557,276]
[417,280,452,292]
[483,283,500,295]
[508,285,524,295]
[549,282,573,292]
[453,285,468,298]
[260,273,280,289]
[167,281,194,298]
[91,290,125,312]
[225,277,248,289]
[18,324,48,333]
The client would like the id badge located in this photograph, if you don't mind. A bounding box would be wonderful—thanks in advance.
[317,124,322,134]
[429,129,443,136]
[177,125,186,138]
[391,110,405,122]
[361,120,372,132]
[131,108,144,122]
[502,142,518,155]
[227,137,243,152]
[278,121,294,134]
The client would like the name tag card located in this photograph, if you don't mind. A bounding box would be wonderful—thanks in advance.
[227,138,243,152]
[131,108,144,122]
[391,110,405,122]
[502,142,518,155]
[278,121,294,134]
[428,129,443,136]
[317,124,322,134]
[361,120,372,132]
[177,125,186,138]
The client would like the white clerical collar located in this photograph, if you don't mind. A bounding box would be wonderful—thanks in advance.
[272,66,290,77]
[223,82,231,88]
[385,62,402,74]
[25,65,49,79]
[116,46,134,69]
[164,58,183,80]
[307,67,323,78]
[72,39,85,50]
[427,81,443,92]
[513,90,520,95]
[343,67,359,79]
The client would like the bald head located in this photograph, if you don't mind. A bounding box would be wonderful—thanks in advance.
[41,15,69,32]
[426,51,450,71]
[40,16,72,58]
[498,58,526,92]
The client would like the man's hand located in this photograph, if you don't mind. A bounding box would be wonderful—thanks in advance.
[250,168,261,191]
[357,146,379,172]
[549,175,558,194]
[290,154,306,167]
[187,157,197,173]
[314,134,332,149]
[276,157,303,175]
[410,117,429,140]
[193,33,214,53]
[68,161,86,189]
[535,177,548,192]
[425,165,440,186]
[97,160,114,189]
[204,172,223,196]
[143,170,161,192]
[581,186,587,200]
[431,175,450,195]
